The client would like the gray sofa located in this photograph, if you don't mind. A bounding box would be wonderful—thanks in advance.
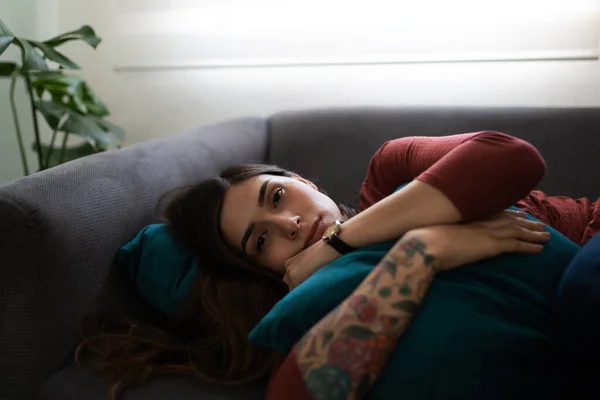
[1,107,600,400]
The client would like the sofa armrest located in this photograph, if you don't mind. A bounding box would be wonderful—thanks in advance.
[0,117,269,399]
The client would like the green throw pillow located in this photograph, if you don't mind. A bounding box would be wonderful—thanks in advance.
[115,224,198,316]
[249,206,580,399]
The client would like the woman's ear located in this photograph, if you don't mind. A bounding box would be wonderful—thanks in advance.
[292,174,318,191]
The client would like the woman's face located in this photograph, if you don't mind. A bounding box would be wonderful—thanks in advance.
[220,174,344,274]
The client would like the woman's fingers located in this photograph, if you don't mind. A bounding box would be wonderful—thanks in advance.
[508,215,546,231]
[480,211,550,255]
[518,219,546,231]
[500,239,545,254]
[282,273,293,290]
[504,209,527,218]
[494,216,550,254]
[482,214,546,232]
[495,224,550,242]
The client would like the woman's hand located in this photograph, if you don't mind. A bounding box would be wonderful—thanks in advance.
[405,210,550,273]
[283,239,341,290]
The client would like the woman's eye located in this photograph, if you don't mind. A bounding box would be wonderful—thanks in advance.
[256,231,267,252]
[273,188,283,208]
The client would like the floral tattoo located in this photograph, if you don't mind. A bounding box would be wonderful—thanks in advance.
[295,236,435,400]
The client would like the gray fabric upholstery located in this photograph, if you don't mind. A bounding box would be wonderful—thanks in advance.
[0,118,268,400]
[0,107,599,400]
[269,107,600,205]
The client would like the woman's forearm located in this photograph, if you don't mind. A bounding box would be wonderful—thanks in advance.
[342,180,460,247]
[295,235,436,400]
[342,132,546,248]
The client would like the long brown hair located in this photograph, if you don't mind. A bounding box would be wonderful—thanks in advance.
[75,164,351,399]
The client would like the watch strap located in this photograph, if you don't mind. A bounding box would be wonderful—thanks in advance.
[326,232,356,255]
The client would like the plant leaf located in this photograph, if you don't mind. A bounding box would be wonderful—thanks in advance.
[81,84,109,117]
[0,35,14,56]
[14,38,48,71]
[32,72,87,113]
[0,17,14,35]
[95,118,125,141]
[35,101,118,148]
[29,41,80,69]
[0,62,18,77]
[31,72,111,117]
[34,142,98,168]
[43,25,101,49]
[31,70,82,90]
[34,100,67,129]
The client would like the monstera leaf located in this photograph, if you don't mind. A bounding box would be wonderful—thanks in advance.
[32,71,109,117]
[35,101,123,149]
[0,62,17,76]
[43,26,101,49]
[0,35,13,56]
[0,18,15,56]
[0,17,101,71]
[35,142,99,168]
[28,26,102,70]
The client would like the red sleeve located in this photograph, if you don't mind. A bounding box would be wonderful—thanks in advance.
[266,349,313,400]
[358,131,546,222]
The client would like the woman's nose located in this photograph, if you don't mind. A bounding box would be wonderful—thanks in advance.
[273,214,301,239]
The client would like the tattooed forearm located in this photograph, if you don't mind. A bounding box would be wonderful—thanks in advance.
[295,236,436,400]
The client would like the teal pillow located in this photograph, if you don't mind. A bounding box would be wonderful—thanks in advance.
[115,224,199,316]
[249,207,580,399]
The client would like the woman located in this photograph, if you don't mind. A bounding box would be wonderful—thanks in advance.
[76,131,600,399]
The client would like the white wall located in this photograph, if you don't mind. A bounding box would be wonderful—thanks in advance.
[2,0,600,183]
[0,0,60,184]
[0,0,39,184]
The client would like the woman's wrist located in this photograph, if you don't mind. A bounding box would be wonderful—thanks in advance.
[397,230,442,273]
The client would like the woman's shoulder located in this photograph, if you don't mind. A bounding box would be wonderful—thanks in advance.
[358,134,483,211]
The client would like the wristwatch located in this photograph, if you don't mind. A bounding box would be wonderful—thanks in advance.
[322,220,356,255]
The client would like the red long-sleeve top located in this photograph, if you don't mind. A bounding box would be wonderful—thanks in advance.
[266,131,600,400]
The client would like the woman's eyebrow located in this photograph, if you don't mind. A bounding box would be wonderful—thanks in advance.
[241,223,254,255]
[258,179,271,207]
[241,179,272,254]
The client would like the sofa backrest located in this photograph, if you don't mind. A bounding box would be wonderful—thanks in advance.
[269,107,600,205]
[0,118,268,399]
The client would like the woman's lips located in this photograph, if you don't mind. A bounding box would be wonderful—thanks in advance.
[303,217,323,249]
[313,222,328,246]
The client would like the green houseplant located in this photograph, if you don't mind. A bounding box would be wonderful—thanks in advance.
[0,17,124,175]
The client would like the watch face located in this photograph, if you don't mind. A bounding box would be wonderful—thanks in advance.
[323,220,341,240]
